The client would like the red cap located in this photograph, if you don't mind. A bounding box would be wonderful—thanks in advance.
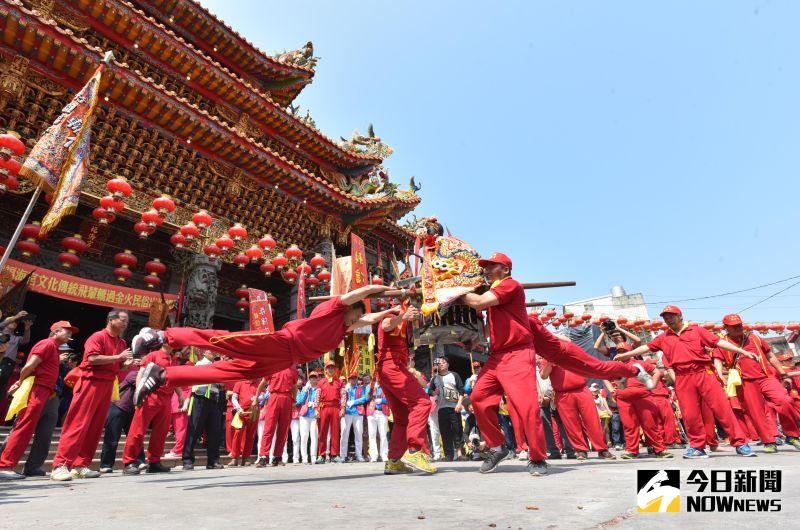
[50,320,79,334]
[615,342,633,352]
[660,305,682,317]
[722,314,743,326]
[324,360,336,368]
[309,370,321,377]
[348,372,359,379]
[478,252,512,270]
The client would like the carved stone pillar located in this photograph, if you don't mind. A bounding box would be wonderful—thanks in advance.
[182,254,221,328]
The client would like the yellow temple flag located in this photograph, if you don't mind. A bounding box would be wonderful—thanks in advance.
[19,56,108,235]
[5,376,34,421]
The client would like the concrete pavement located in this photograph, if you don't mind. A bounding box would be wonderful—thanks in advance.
[0,446,798,529]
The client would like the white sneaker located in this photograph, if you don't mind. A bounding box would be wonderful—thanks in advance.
[517,450,529,461]
[356,457,366,462]
[71,467,101,479]
[163,452,181,460]
[138,462,148,471]
[51,465,73,481]
[99,467,113,474]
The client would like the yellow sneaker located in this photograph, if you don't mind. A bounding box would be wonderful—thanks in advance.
[384,459,413,475]
[401,450,437,474]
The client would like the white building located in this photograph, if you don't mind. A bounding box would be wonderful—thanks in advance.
[563,285,651,322]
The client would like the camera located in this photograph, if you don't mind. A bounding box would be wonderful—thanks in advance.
[601,320,617,333]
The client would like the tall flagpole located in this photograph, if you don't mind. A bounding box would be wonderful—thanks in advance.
[0,186,42,274]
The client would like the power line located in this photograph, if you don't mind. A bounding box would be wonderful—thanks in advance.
[738,280,800,314]
[647,274,800,304]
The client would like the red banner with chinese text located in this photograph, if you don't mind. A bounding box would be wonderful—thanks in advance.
[3,259,176,313]
[296,268,306,320]
[248,288,275,332]
[351,233,370,314]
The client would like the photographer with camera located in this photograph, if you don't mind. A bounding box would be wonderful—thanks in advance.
[594,320,641,359]
[0,311,32,403]
[428,356,464,462]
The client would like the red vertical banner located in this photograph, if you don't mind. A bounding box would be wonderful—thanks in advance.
[296,267,306,319]
[351,233,369,311]
[248,288,275,332]
[412,236,422,276]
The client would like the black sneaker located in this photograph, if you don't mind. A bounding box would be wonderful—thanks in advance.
[123,463,141,475]
[527,460,549,476]
[206,463,225,470]
[23,468,47,477]
[255,457,268,468]
[565,453,578,460]
[134,362,166,407]
[147,462,171,473]
[271,457,281,467]
[181,462,194,471]
[132,327,165,357]
[479,446,509,474]
[546,453,562,460]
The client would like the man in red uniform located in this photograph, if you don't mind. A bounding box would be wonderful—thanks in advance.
[316,360,344,463]
[52,310,133,481]
[0,321,76,480]
[461,252,548,475]
[256,364,299,467]
[712,313,800,454]
[376,303,436,475]
[133,284,397,405]
[616,305,758,459]
[229,378,261,466]
[608,343,672,459]
[540,360,616,460]
[121,344,183,475]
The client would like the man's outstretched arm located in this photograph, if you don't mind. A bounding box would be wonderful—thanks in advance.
[613,345,653,362]
[340,285,395,306]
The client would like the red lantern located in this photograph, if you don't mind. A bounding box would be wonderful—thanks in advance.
[228,223,247,242]
[235,285,249,300]
[552,320,561,328]
[772,323,785,333]
[59,235,87,268]
[236,299,249,312]
[152,195,175,215]
[372,275,384,286]
[260,261,275,277]
[106,177,132,199]
[283,268,298,284]
[203,243,221,260]
[545,309,557,318]
[0,131,25,159]
[21,222,42,242]
[633,318,645,327]
[259,234,276,251]
[310,253,326,270]
[16,239,40,258]
[306,275,320,287]
[598,315,609,322]
[171,232,187,249]
[581,313,592,322]
[100,195,124,214]
[563,311,574,320]
[216,235,234,253]
[0,157,21,193]
[317,268,331,283]
[285,244,302,261]
[141,209,163,229]
[591,319,601,326]
[180,222,200,241]
[268,293,278,305]
[113,267,132,282]
[0,172,18,194]
[192,209,212,230]
[617,316,628,325]
[134,221,154,239]
[93,207,115,224]
[57,251,79,268]
[144,274,161,289]
[144,258,167,278]
[272,252,288,270]
[245,244,263,263]
[568,320,578,328]
[233,252,249,269]
[297,262,312,276]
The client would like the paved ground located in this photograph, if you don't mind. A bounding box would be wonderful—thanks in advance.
[0,446,798,529]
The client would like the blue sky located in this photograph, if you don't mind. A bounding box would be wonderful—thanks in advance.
[200,0,799,323]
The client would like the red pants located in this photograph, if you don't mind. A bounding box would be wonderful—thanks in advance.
[733,408,757,441]
[740,376,800,442]
[377,356,431,459]
[675,367,745,449]
[53,377,115,469]
[123,396,171,464]
[259,392,293,457]
[164,328,297,387]
[472,346,545,460]
[171,411,188,455]
[506,399,531,452]
[700,402,719,445]
[538,342,638,380]
[655,396,681,445]
[616,386,666,454]
[231,419,258,459]
[555,388,608,452]
[225,405,235,453]
[317,404,341,458]
[0,384,52,469]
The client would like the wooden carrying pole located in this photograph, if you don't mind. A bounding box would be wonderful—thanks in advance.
[525,301,548,307]
[309,281,575,303]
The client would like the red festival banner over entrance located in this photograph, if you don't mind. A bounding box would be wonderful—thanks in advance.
[2,259,177,313]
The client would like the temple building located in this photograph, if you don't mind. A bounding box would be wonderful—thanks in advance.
[0,0,421,347]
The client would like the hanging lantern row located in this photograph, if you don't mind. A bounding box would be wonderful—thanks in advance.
[111,250,167,289]
[58,235,88,269]
[0,131,25,196]
[235,284,249,313]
